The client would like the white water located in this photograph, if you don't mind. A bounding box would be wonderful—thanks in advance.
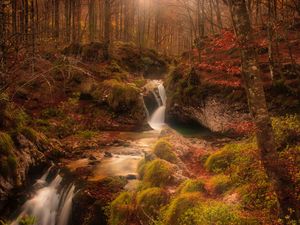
[11,170,75,225]
[148,83,167,131]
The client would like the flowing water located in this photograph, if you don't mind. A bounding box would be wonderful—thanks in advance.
[11,170,75,225]
[148,82,167,131]
[10,81,166,225]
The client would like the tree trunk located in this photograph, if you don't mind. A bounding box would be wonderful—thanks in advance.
[103,0,111,60]
[228,0,300,221]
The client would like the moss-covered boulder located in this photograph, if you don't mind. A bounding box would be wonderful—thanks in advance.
[142,159,174,188]
[109,192,134,225]
[153,139,178,163]
[163,192,202,225]
[177,179,206,194]
[136,187,169,222]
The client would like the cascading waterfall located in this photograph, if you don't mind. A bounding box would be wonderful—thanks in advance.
[148,83,167,131]
[11,170,75,225]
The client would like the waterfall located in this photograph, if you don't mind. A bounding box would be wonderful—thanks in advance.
[148,83,166,131]
[11,170,75,225]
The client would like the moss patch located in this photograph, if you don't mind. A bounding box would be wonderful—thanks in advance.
[163,192,202,225]
[109,192,134,225]
[153,139,178,163]
[0,132,15,155]
[177,179,206,194]
[143,159,174,187]
[136,188,169,222]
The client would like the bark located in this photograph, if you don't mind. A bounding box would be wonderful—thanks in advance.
[228,0,300,220]
[103,0,111,60]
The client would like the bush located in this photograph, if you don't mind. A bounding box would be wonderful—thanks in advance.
[109,192,134,225]
[143,159,174,187]
[209,175,232,195]
[177,179,206,194]
[163,193,202,225]
[153,139,178,163]
[136,188,169,222]
[0,132,14,155]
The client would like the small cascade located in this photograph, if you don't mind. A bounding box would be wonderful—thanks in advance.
[11,169,75,225]
[148,83,167,131]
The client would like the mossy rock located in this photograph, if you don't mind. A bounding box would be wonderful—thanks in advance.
[0,132,15,155]
[109,192,134,225]
[163,192,202,225]
[177,179,206,194]
[143,159,174,187]
[21,127,49,151]
[106,80,140,112]
[204,149,236,173]
[209,175,232,195]
[136,187,169,222]
[153,139,178,163]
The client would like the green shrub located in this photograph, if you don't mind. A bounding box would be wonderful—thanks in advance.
[163,193,202,225]
[153,139,178,163]
[21,127,39,142]
[143,159,174,187]
[0,132,14,155]
[209,175,232,195]
[109,192,134,225]
[136,188,169,222]
[272,115,300,150]
[177,179,206,194]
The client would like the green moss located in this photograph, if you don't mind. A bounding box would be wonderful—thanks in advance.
[137,159,147,179]
[0,159,9,177]
[41,107,64,119]
[21,127,49,150]
[209,175,232,195]
[143,159,174,187]
[0,132,15,155]
[153,139,178,163]
[163,193,202,225]
[109,192,134,225]
[77,130,97,139]
[178,201,258,225]
[272,115,300,150]
[7,155,17,172]
[136,188,169,222]
[177,179,206,194]
[103,79,141,112]
[204,140,256,174]
[21,127,39,143]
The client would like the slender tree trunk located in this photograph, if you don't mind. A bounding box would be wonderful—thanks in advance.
[228,0,300,221]
[103,0,111,60]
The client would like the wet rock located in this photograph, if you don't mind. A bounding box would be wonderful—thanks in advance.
[126,174,137,180]
[104,152,113,158]
[89,155,97,161]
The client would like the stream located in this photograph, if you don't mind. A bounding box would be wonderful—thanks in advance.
[9,81,168,225]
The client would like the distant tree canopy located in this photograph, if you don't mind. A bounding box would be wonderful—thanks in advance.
[0,0,299,60]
